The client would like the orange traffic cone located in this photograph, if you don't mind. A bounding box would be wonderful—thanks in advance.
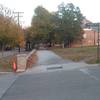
[13,62,17,72]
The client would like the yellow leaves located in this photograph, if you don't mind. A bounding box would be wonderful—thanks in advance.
[0,15,25,48]
[17,31,25,48]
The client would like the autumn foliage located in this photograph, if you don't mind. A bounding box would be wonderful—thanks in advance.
[0,15,25,50]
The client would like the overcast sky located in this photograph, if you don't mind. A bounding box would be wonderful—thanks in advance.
[0,0,100,27]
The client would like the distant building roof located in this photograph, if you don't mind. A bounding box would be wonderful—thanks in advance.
[82,19,92,24]
[81,18,92,28]
[83,28,93,31]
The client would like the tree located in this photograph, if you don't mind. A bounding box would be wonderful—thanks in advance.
[31,6,55,44]
[56,3,84,47]
[24,27,34,50]
[0,15,25,51]
[29,3,84,48]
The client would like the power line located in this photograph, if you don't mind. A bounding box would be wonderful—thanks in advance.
[13,12,24,26]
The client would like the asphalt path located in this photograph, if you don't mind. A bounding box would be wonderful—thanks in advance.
[36,50,72,65]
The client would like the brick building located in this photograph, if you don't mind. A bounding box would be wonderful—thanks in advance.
[72,18,100,47]
[82,29,98,46]
[72,28,100,47]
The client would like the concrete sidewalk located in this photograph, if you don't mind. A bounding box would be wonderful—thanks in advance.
[0,73,18,99]
[25,50,99,74]
[25,62,99,74]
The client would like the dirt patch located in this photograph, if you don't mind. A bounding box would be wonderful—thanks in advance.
[0,56,14,72]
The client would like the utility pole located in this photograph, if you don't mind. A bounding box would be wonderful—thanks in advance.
[13,12,24,26]
[13,12,24,53]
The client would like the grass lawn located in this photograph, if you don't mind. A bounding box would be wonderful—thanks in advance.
[51,46,99,64]
[0,56,13,72]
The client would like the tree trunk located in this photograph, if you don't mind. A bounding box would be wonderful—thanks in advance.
[1,44,4,57]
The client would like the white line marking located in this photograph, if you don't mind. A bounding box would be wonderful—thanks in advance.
[80,68,99,80]
[80,68,90,75]
[89,75,99,80]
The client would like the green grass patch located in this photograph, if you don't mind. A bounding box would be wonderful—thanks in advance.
[0,56,13,72]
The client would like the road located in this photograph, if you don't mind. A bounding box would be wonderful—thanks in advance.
[1,50,100,100]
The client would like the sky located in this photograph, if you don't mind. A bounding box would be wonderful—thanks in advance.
[0,0,100,27]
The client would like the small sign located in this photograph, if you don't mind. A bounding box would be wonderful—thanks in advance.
[17,54,27,72]
[86,23,100,27]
